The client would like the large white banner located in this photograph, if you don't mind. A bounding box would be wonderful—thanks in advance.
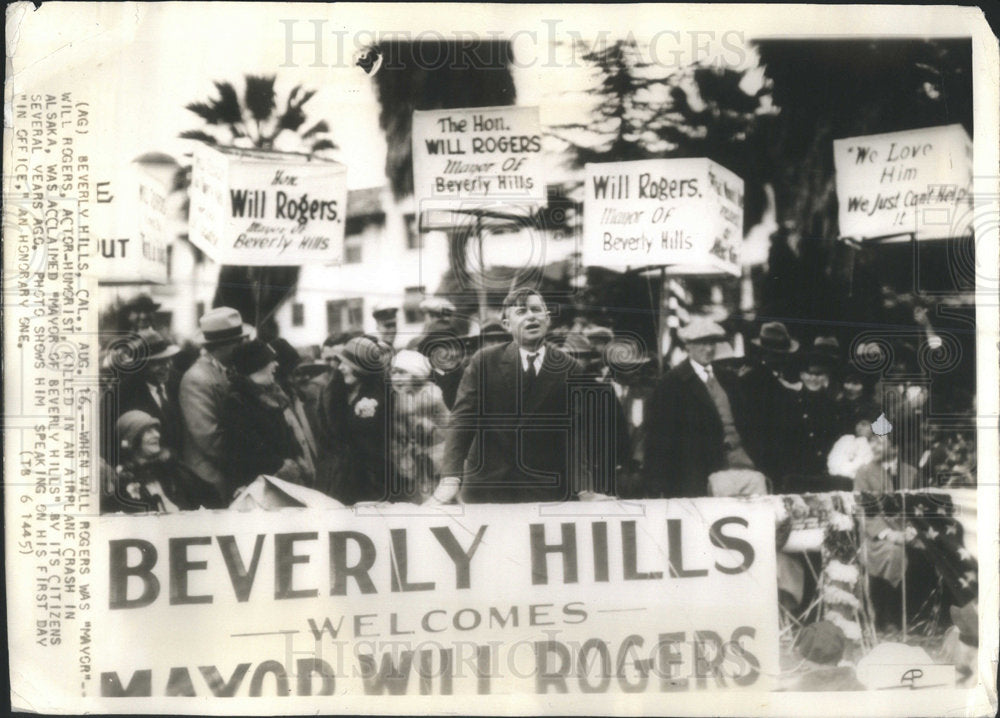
[189,145,348,266]
[833,124,973,241]
[76,499,778,704]
[582,159,743,275]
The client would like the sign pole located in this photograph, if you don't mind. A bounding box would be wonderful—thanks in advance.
[901,491,908,643]
[476,212,487,324]
[251,266,262,329]
[657,266,666,373]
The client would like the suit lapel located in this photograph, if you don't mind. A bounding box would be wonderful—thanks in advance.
[525,347,564,414]
[680,360,716,414]
[499,341,519,394]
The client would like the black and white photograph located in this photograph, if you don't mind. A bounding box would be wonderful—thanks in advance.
[3,2,998,714]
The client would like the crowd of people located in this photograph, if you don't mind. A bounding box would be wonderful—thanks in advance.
[98,289,971,514]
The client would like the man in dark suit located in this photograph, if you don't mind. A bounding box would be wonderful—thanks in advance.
[116,329,183,454]
[431,288,620,504]
[643,318,755,498]
[737,321,803,487]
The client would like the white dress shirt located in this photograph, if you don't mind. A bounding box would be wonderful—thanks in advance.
[690,359,712,383]
[518,345,546,374]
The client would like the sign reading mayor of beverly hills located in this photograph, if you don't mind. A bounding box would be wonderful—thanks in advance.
[833,124,973,241]
[411,106,546,207]
[189,145,347,265]
[94,499,777,700]
[582,159,744,276]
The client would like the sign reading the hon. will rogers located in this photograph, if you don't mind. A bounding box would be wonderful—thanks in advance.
[189,145,347,265]
[412,105,546,209]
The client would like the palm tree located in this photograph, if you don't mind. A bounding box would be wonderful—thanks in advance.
[180,75,337,153]
[176,75,338,333]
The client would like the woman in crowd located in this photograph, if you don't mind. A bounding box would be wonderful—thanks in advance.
[388,350,449,503]
[834,368,880,435]
[102,410,220,513]
[222,339,313,495]
[317,335,391,504]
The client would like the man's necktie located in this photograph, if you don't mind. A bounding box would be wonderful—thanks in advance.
[156,384,167,408]
[524,353,538,392]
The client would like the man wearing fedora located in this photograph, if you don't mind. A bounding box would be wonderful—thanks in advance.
[643,318,754,498]
[738,321,803,486]
[178,307,252,505]
[116,329,183,455]
[432,288,618,504]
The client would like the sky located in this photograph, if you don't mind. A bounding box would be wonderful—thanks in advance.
[11,2,984,195]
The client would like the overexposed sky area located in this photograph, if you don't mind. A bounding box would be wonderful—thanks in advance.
[7,2,985,191]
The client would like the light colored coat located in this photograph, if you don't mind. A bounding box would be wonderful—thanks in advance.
[179,353,230,498]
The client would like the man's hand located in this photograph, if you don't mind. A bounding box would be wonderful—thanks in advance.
[425,476,461,506]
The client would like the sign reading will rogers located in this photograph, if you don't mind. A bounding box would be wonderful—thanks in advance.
[189,145,347,265]
[412,106,546,206]
[833,124,973,240]
[582,159,744,275]
[93,499,778,701]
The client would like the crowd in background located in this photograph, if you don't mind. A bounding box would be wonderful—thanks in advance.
[98,290,976,514]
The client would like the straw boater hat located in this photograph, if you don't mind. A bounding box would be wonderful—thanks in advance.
[194,307,254,347]
[677,317,727,344]
[751,321,799,354]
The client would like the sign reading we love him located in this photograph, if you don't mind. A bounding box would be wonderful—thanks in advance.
[833,124,973,241]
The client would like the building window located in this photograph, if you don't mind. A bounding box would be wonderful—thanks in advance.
[327,298,365,335]
[166,244,174,281]
[404,213,423,250]
[347,299,364,329]
[291,302,305,327]
[403,286,425,324]
[344,235,362,264]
